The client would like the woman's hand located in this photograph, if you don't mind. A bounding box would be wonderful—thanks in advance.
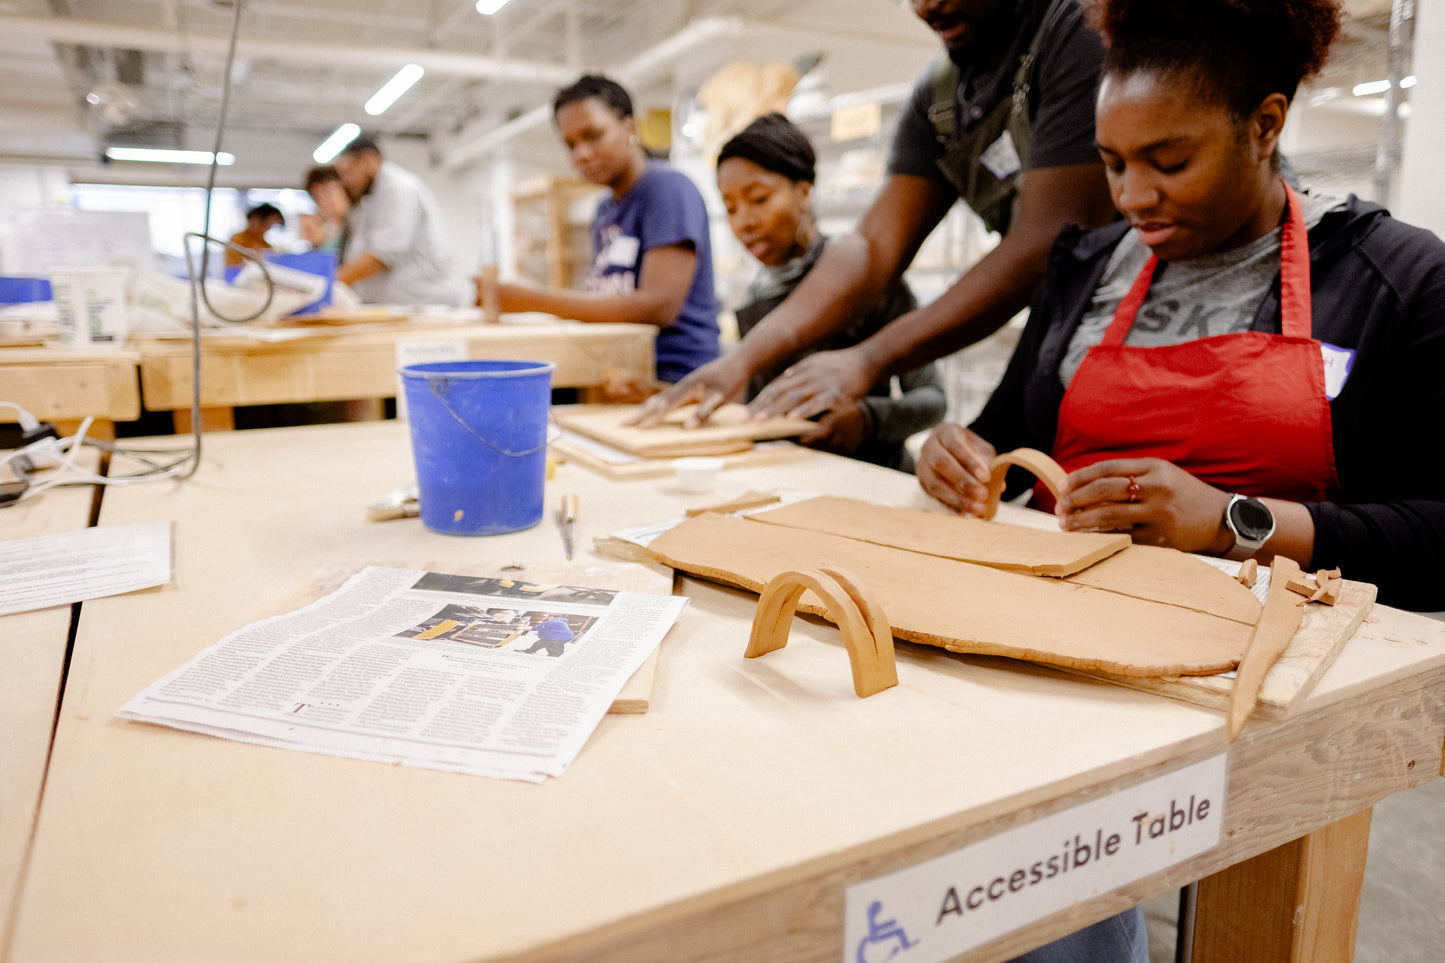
[799,402,869,456]
[748,346,878,420]
[474,274,539,314]
[917,424,997,516]
[1057,458,1233,554]
[629,354,752,427]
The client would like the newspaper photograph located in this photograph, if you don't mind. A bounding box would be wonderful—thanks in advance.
[118,566,688,782]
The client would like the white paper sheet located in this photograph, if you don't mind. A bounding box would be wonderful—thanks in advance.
[0,521,172,616]
[118,567,687,782]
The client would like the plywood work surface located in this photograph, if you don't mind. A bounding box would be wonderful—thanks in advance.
[554,403,813,458]
[746,495,1129,576]
[647,512,1251,677]
[1080,579,1376,720]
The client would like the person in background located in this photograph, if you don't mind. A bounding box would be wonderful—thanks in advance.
[333,135,469,306]
[717,113,945,472]
[225,203,284,267]
[476,74,720,384]
[302,165,351,259]
[919,0,1445,616]
[636,0,1117,426]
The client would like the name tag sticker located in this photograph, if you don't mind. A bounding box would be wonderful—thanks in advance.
[979,130,1022,180]
[605,235,641,268]
[1320,343,1354,400]
[842,753,1227,963]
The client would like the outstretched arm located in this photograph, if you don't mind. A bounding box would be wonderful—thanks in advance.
[479,244,697,328]
[750,161,1116,419]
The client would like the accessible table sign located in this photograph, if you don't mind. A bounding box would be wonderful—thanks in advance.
[843,753,1227,963]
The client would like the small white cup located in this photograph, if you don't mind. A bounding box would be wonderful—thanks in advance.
[673,456,724,493]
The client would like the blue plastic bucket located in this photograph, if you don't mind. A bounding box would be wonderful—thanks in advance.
[399,360,555,536]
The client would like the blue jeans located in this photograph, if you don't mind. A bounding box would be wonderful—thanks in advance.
[1009,907,1149,963]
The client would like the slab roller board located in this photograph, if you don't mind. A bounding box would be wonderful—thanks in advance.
[553,403,813,458]
[647,513,1252,678]
[1081,577,1374,722]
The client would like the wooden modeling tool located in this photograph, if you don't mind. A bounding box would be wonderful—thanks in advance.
[685,490,781,517]
[745,567,898,698]
[982,448,1068,520]
[1227,555,1306,740]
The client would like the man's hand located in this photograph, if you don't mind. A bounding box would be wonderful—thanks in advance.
[748,346,878,421]
[1057,458,1232,554]
[917,424,997,515]
[799,402,869,456]
[629,354,752,428]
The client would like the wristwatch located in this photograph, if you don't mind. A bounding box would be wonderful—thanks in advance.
[1224,494,1275,560]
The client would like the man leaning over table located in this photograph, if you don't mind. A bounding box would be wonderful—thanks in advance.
[333,134,470,307]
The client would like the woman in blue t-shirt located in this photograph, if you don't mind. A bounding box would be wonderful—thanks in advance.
[479,74,720,384]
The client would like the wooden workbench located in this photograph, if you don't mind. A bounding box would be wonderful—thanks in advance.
[134,319,655,430]
[0,465,96,950]
[5,421,1443,962]
[0,347,141,434]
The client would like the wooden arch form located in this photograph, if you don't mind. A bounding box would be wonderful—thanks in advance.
[745,567,898,698]
[982,447,1068,520]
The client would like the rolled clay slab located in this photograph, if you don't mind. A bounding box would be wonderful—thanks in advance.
[649,513,1252,677]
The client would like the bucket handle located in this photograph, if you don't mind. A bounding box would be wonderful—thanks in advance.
[429,380,549,458]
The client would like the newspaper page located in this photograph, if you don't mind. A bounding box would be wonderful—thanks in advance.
[118,566,687,782]
[0,521,172,617]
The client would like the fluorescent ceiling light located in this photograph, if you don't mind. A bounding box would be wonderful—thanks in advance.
[1353,75,1416,97]
[314,123,361,164]
[105,147,235,165]
[475,0,512,14]
[365,64,425,116]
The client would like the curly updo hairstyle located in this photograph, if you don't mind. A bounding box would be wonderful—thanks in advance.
[1085,0,1343,119]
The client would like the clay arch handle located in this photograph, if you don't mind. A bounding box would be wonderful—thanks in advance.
[745,567,898,698]
[982,448,1068,520]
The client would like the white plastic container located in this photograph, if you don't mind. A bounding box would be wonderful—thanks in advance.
[673,456,724,493]
[50,267,130,347]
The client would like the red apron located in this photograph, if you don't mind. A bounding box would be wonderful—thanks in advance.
[1042,183,1337,510]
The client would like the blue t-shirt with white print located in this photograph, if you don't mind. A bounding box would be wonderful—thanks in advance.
[588,162,720,382]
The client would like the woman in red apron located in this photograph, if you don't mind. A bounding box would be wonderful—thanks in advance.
[920,0,1445,615]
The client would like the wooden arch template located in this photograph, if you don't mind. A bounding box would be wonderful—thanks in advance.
[745,567,898,698]
[982,448,1068,520]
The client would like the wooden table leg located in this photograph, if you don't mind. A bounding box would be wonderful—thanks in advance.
[172,407,235,433]
[1191,807,1373,963]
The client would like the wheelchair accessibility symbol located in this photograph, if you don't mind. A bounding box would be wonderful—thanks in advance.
[856,900,916,963]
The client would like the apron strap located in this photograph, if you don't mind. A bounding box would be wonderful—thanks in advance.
[1278,183,1312,339]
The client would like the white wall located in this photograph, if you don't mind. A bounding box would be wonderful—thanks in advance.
[1399,0,1445,234]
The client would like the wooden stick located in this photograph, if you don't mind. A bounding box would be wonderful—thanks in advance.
[684,491,781,517]
[1236,558,1258,588]
[745,567,897,698]
[982,448,1068,520]
[1227,556,1306,740]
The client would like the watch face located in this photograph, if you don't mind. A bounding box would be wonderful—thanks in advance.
[1231,497,1274,542]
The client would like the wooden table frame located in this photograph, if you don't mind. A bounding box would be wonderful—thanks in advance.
[0,347,140,438]
[3,421,1441,963]
[135,321,654,430]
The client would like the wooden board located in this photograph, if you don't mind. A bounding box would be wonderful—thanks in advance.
[745,495,1130,577]
[647,513,1252,677]
[553,436,807,479]
[553,403,813,458]
[1083,579,1376,720]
